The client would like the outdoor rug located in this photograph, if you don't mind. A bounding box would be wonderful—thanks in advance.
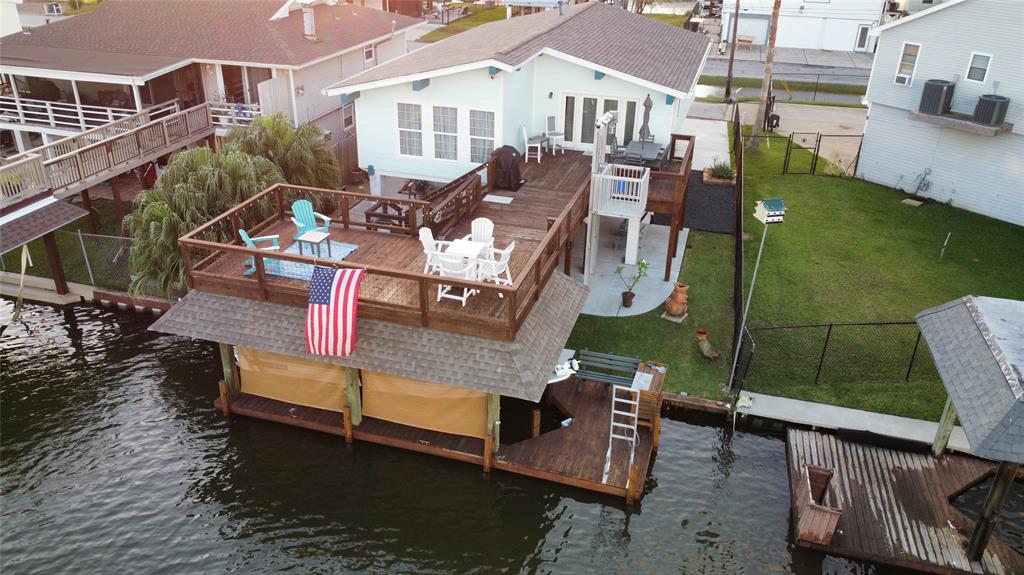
[265,241,358,282]
[681,169,736,234]
[483,194,514,205]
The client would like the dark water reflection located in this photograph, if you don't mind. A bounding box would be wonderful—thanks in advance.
[2,303,910,574]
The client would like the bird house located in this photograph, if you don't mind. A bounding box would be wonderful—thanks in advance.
[754,198,787,224]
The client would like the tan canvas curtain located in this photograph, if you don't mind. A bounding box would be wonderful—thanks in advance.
[237,347,348,413]
[361,371,488,439]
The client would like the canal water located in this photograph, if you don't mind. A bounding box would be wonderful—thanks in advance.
[2,303,910,574]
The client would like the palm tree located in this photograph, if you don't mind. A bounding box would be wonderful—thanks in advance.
[123,147,283,297]
[226,114,342,189]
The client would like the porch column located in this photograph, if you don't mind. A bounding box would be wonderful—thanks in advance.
[506,4,511,18]
[12,129,30,153]
[931,396,957,457]
[967,461,1020,561]
[131,84,143,112]
[241,66,251,105]
[41,133,52,146]
[71,79,87,130]
[41,232,69,295]
[9,74,26,123]
[624,217,640,265]
[80,189,99,234]
[218,343,239,398]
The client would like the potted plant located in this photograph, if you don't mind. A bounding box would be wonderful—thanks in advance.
[703,155,736,186]
[615,259,649,308]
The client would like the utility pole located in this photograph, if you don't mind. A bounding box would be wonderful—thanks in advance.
[723,0,742,102]
[749,0,782,153]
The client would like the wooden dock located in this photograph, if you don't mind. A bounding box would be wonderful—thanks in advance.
[215,373,662,501]
[787,428,1024,575]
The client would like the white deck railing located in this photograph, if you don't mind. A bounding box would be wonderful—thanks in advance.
[590,163,649,219]
[0,153,50,209]
[208,102,261,128]
[0,95,139,131]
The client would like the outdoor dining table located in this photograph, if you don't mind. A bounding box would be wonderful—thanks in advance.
[444,238,488,260]
[624,140,665,165]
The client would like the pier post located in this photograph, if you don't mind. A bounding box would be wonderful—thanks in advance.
[483,435,493,473]
[346,368,362,426]
[486,393,500,452]
[218,380,231,416]
[967,461,1020,561]
[41,232,69,295]
[342,406,354,444]
[931,397,957,457]
[218,343,239,398]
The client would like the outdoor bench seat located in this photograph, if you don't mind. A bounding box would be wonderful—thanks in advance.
[574,350,642,392]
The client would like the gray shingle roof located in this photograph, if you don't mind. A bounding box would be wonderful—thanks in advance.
[150,272,588,401]
[1,198,88,255]
[916,296,1024,463]
[327,2,711,96]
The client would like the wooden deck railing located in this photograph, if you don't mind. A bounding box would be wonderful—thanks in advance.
[208,102,261,129]
[0,103,215,207]
[648,133,695,280]
[179,166,587,342]
[0,95,138,131]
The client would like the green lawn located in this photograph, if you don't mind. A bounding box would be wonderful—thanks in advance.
[417,5,507,43]
[568,231,735,400]
[700,75,867,96]
[645,13,690,27]
[739,136,1024,420]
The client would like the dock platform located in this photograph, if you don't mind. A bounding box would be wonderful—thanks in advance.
[787,428,1024,575]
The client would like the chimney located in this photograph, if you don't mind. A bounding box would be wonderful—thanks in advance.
[303,7,317,41]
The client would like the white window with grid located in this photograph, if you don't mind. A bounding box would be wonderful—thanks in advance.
[469,110,495,164]
[895,42,920,86]
[965,52,992,83]
[433,106,458,161]
[397,103,422,157]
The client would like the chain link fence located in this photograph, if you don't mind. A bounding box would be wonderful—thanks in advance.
[56,230,133,292]
[737,321,940,388]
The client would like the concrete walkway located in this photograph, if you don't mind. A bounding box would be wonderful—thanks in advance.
[679,117,730,170]
[736,391,972,455]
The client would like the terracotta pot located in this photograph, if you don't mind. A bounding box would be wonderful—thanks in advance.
[664,282,689,316]
[622,291,635,308]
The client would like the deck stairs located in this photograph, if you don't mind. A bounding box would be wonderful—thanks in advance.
[603,384,640,486]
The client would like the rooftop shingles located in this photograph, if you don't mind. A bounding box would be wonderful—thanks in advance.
[0,199,88,254]
[150,272,589,401]
[916,296,1024,463]
[0,0,423,76]
[329,2,710,95]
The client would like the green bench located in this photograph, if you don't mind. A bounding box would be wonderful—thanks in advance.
[575,350,642,392]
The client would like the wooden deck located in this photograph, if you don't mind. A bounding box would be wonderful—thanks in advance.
[787,429,1024,575]
[215,371,662,500]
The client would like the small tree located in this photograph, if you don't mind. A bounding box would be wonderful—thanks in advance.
[226,114,342,190]
[124,147,283,297]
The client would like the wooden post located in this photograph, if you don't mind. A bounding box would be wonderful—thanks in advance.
[563,239,572,276]
[531,408,541,438]
[931,396,957,457]
[486,393,500,452]
[218,343,239,398]
[41,232,69,295]
[626,464,641,503]
[110,176,126,232]
[483,434,493,473]
[652,413,662,453]
[342,405,354,443]
[79,189,100,233]
[486,160,495,196]
[345,368,362,426]
[218,380,231,416]
[967,461,1020,561]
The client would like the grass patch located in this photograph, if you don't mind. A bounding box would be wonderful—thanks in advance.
[697,96,866,109]
[700,75,867,95]
[645,13,690,27]
[568,231,735,400]
[418,5,507,43]
[738,134,1024,419]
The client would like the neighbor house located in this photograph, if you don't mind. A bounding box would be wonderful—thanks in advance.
[719,0,886,52]
[0,0,23,37]
[857,0,1023,226]
[0,0,424,159]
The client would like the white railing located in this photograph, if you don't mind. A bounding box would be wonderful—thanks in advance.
[208,101,261,128]
[591,163,649,218]
[0,95,138,131]
[2,99,181,164]
[0,153,49,208]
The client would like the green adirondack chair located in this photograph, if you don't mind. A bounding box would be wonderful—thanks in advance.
[290,199,331,240]
[239,229,281,276]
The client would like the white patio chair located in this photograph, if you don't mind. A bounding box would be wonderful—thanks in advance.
[462,217,494,249]
[419,227,449,274]
[522,124,548,163]
[546,115,565,155]
[436,255,478,306]
[477,241,516,293]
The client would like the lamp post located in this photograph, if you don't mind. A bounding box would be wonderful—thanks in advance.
[728,198,787,390]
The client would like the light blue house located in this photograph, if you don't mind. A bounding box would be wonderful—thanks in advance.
[323,2,711,183]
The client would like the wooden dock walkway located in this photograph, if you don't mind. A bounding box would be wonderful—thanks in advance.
[787,428,1024,575]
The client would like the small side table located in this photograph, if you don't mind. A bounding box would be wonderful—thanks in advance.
[296,231,332,257]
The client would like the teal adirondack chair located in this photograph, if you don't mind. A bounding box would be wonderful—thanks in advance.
[239,229,281,276]
[290,199,331,240]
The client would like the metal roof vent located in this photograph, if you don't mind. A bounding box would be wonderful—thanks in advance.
[919,79,955,116]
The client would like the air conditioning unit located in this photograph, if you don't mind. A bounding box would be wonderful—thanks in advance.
[919,79,955,115]
[973,94,1010,127]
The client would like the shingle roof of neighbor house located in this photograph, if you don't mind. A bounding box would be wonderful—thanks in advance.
[916,296,1024,463]
[0,0,423,78]
[326,2,711,96]
[0,198,88,255]
[150,272,589,401]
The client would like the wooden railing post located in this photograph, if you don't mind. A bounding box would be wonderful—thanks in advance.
[276,187,285,220]
[340,196,350,230]
[254,254,269,301]
[406,203,417,233]
[180,242,194,289]
[507,290,517,340]
[418,278,430,326]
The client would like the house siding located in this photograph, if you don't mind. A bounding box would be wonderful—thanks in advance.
[504,60,535,151]
[720,0,883,51]
[859,0,1024,226]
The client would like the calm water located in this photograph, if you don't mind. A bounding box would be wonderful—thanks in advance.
[1,303,906,574]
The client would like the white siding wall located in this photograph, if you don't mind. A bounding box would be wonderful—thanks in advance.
[292,56,344,124]
[858,104,1024,226]
[503,60,535,152]
[720,0,883,50]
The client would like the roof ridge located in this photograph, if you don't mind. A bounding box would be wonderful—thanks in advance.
[495,1,598,59]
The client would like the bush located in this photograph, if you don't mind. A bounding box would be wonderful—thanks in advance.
[709,156,735,179]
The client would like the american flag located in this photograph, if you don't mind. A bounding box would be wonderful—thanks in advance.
[306,266,365,357]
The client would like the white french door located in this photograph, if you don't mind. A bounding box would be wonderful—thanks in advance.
[561,94,640,151]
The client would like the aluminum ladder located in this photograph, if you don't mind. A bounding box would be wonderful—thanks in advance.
[602,384,639,486]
